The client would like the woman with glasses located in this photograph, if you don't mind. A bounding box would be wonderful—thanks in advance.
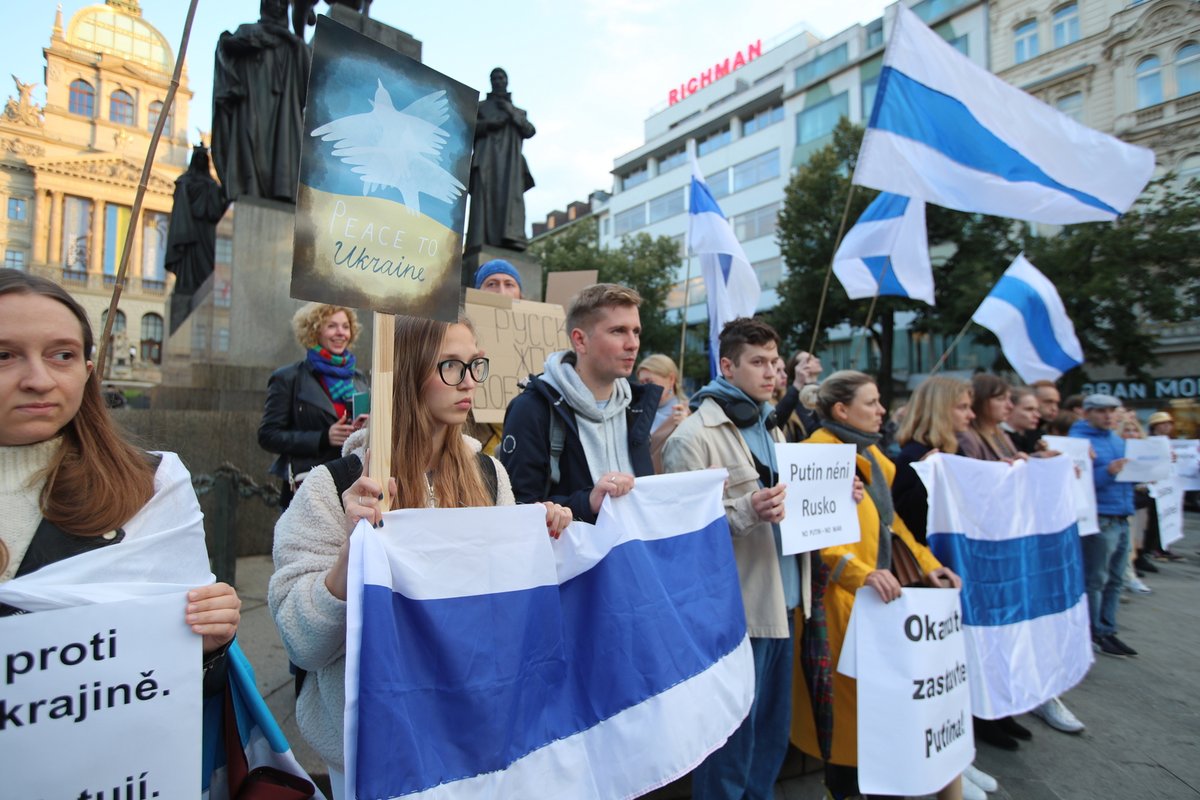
[269,313,572,799]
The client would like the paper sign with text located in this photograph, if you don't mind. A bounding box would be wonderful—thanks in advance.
[292,16,477,320]
[1116,436,1172,483]
[0,593,200,799]
[840,588,974,797]
[465,288,573,423]
[1042,437,1100,535]
[1149,477,1186,548]
[776,443,860,555]
[1170,439,1200,491]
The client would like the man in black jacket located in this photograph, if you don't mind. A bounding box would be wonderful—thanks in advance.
[499,283,661,523]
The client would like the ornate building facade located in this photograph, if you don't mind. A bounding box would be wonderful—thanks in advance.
[0,0,192,385]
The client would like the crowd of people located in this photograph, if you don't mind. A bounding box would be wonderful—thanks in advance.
[1,263,1190,800]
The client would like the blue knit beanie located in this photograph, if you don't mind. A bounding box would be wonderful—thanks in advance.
[474,259,523,292]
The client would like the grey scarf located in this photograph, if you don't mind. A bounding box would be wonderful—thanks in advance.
[541,351,633,482]
[823,420,894,569]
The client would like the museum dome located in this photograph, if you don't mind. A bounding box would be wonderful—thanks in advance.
[66,0,174,74]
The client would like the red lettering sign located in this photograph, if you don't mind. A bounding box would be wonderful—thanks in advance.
[667,40,763,106]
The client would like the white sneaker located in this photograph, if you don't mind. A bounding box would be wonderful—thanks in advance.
[1031,697,1085,733]
[961,775,988,800]
[964,763,999,792]
[1127,576,1153,595]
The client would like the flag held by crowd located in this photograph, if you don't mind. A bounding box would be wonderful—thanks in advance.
[832,192,934,305]
[854,3,1154,225]
[919,454,1093,719]
[345,469,753,800]
[971,253,1083,383]
[689,158,761,377]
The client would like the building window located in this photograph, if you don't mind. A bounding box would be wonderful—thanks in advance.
[140,313,163,364]
[795,44,849,88]
[142,211,169,289]
[1178,43,1200,97]
[622,165,649,190]
[215,327,231,353]
[753,257,783,290]
[732,149,780,192]
[947,34,969,55]
[109,90,135,126]
[732,202,780,242]
[648,188,685,224]
[103,204,132,278]
[1136,56,1163,108]
[866,18,884,50]
[4,249,25,269]
[101,308,127,334]
[69,79,94,117]
[1052,4,1080,48]
[796,92,849,164]
[1055,92,1084,123]
[862,74,880,119]
[614,204,646,236]
[698,127,731,156]
[706,169,731,199]
[215,236,233,265]
[214,266,233,309]
[7,197,26,221]
[1014,20,1039,64]
[191,320,208,352]
[742,104,783,136]
[62,196,92,274]
[911,0,971,23]
[658,148,687,173]
[1176,153,1200,186]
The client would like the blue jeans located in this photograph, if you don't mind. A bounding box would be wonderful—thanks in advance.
[1082,515,1130,636]
[691,628,794,800]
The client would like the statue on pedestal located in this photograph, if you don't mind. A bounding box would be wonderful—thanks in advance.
[466,68,536,253]
[165,146,230,334]
[211,0,310,203]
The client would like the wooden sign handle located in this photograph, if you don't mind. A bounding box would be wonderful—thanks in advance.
[369,313,395,511]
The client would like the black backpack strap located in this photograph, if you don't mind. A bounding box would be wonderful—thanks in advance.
[477,452,498,503]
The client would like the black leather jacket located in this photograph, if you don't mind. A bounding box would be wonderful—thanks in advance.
[257,359,367,481]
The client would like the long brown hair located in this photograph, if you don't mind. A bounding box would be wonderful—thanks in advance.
[387,314,491,510]
[898,377,971,454]
[0,271,156,563]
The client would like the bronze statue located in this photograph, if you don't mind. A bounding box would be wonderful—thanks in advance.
[466,67,536,252]
[211,0,310,203]
[291,0,373,39]
[165,146,230,334]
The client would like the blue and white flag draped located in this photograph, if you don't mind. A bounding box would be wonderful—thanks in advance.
[971,253,1083,383]
[916,454,1093,719]
[344,469,753,800]
[689,158,761,377]
[832,192,934,305]
[855,3,1154,224]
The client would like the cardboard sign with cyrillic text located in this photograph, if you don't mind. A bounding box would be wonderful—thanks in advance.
[0,592,200,799]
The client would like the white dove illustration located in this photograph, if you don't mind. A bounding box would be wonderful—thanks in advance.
[311,81,466,216]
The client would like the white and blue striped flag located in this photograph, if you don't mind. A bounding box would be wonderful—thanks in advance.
[344,469,753,800]
[855,3,1154,224]
[833,192,934,305]
[917,453,1093,719]
[971,253,1083,383]
[689,158,761,377]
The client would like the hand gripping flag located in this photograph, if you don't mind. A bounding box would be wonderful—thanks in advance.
[689,158,761,377]
[832,192,934,305]
[971,253,1083,383]
[344,469,754,800]
[916,454,1093,719]
[855,4,1154,224]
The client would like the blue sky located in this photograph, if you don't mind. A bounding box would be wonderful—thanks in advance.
[2,0,891,224]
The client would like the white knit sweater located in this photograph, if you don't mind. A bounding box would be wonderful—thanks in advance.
[268,430,515,770]
[0,439,60,582]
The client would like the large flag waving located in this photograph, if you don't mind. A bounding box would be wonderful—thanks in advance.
[345,470,753,800]
[832,192,934,305]
[855,3,1154,224]
[689,158,761,376]
[918,454,1093,719]
[971,253,1083,383]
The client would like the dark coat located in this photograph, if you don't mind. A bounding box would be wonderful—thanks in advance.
[892,440,934,544]
[498,375,660,524]
[258,359,367,482]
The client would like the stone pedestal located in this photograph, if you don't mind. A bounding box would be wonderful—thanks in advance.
[463,247,543,302]
[327,6,421,60]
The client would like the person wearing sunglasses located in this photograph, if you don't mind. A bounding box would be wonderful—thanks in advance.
[270,313,572,799]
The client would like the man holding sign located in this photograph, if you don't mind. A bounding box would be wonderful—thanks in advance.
[661,317,796,800]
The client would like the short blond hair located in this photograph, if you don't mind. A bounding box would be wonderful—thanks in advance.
[637,353,686,402]
[292,303,361,350]
[566,283,641,336]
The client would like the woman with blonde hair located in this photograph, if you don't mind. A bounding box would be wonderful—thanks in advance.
[636,353,689,473]
[259,302,369,508]
[270,313,572,799]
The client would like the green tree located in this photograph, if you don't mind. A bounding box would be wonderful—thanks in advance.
[529,217,683,360]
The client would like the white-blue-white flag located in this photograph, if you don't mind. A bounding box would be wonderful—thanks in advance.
[855,4,1154,224]
[971,253,1083,383]
[345,470,753,800]
[833,192,934,305]
[689,158,761,377]
[917,454,1093,719]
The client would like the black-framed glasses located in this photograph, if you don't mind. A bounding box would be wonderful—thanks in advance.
[437,357,489,386]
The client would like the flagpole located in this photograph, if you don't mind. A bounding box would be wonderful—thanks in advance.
[850,258,891,370]
[677,252,693,378]
[808,182,858,355]
[96,0,200,379]
[929,317,974,376]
